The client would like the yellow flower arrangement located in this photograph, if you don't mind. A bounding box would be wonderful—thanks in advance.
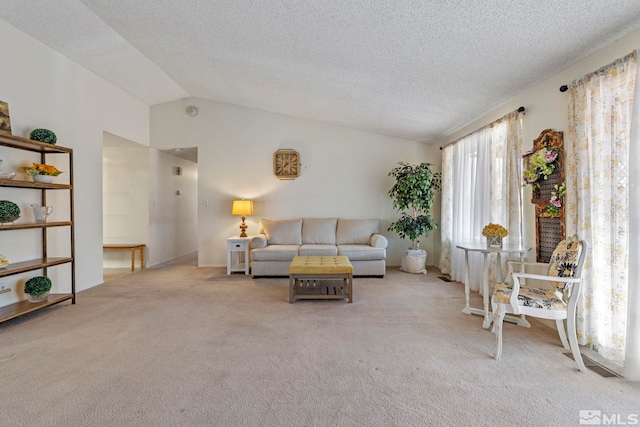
[482,223,508,238]
[22,163,63,176]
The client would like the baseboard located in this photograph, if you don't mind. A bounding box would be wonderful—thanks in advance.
[532,318,624,377]
[536,318,555,329]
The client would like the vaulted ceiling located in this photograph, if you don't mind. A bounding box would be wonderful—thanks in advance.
[2,1,640,142]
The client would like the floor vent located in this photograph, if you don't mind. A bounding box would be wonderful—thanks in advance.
[564,353,621,377]
[438,276,454,282]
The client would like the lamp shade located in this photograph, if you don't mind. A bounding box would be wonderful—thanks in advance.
[232,200,254,216]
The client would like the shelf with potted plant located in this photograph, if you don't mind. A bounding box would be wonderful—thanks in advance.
[0,179,71,190]
[0,132,71,153]
[0,132,75,324]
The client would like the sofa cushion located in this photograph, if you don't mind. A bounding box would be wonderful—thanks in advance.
[261,219,303,245]
[336,219,380,245]
[337,245,386,261]
[299,244,339,256]
[302,218,337,245]
[251,245,300,262]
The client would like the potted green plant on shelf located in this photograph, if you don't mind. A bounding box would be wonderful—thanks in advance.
[0,200,20,224]
[29,128,57,145]
[388,162,441,274]
[24,276,52,303]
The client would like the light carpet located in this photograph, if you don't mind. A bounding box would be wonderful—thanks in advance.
[1,259,638,426]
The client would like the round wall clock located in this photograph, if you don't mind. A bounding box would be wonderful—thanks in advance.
[273,149,300,179]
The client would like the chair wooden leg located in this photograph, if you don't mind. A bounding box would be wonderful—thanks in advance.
[556,319,570,349]
[567,314,587,372]
[289,276,295,303]
[493,306,506,360]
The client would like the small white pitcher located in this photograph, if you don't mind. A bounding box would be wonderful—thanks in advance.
[31,204,53,223]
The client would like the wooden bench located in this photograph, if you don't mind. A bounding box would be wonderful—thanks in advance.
[103,244,146,271]
[288,256,353,303]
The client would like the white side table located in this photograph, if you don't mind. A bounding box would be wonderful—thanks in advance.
[227,237,251,275]
[456,243,531,329]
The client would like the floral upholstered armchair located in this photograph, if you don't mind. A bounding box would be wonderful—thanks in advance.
[491,235,588,372]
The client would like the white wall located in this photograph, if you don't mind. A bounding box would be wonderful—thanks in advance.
[0,19,149,306]
[433,27,640,263]
[148,150,198,266]
[151,99,441,267]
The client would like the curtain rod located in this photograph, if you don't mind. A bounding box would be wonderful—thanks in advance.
[439,106,525,150]
[557,49,637,93]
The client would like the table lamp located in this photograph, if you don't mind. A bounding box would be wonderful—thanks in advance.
[232,199,254,237]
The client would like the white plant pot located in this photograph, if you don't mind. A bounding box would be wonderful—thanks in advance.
[33,175,54,183]
[400,249,427,274]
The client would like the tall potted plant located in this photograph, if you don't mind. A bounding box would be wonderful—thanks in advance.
[388,162,441,273]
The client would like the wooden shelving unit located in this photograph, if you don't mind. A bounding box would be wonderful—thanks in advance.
[0,133,75,324]
[0,294,74,323]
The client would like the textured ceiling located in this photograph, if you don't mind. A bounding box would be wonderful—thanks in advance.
[2,1,640,142]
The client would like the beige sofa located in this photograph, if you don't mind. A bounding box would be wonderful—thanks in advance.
[250,218,387,277]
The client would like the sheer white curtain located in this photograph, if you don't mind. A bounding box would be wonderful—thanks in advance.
[627,57,640,381]
[493,115,525,249]
[566,51,638,374]
[443,126,490,291]
[439,112,523,292]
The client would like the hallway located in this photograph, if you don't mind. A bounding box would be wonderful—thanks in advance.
[103,251,198,283]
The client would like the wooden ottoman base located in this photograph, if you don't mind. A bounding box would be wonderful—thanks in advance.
[288,256,354,303]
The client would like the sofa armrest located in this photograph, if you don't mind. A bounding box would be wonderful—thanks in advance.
[250,234,268,249]
[371,234,388,248]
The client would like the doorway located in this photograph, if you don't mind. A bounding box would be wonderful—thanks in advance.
[102,134,199,282]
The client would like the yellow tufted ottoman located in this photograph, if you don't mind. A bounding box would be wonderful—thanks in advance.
[288,256,354,303]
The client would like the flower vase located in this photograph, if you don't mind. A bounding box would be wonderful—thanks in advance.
[486,235,503,248]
